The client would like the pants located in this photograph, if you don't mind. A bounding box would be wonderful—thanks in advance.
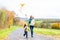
[24,31,28,38]
[30,25,34,37]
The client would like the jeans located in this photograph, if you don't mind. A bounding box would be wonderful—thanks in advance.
[24,31,28,38]
[30,25,34,37]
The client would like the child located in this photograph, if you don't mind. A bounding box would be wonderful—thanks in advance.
[23,24,28,38]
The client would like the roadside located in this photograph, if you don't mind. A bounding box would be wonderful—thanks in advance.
[6,28,58,40]
[34,28,60,40]
[0,26,20,40]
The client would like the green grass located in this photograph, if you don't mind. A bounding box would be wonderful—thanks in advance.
[0,25,21,40]
[34,28,60,35]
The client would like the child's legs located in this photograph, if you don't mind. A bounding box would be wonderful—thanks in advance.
[23,31,25,36]
[25,31,28,38]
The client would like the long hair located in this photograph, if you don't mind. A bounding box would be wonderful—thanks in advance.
[24,24,26,28]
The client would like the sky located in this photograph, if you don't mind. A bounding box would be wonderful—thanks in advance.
[0,0,60,19]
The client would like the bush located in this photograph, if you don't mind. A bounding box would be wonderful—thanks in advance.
[34,22,39,28]
[34,21,42,28]
[52,23,60,29]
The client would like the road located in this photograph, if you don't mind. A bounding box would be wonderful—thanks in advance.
[6,28,58,40]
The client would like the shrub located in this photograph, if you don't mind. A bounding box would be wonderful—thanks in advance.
[52,23,60,29]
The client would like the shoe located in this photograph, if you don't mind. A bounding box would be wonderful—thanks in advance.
[31,35,33,38]
[23,34,25,36]
[26,37,28,38]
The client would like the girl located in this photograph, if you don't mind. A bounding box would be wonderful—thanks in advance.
[23,24,28,38]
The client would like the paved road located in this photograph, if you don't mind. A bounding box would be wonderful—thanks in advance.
[6,28,58,40]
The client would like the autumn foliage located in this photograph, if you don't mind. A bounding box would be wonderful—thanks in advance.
[52,23,60,29]
[0,8,15,28]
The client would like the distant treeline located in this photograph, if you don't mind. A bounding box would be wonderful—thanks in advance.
[34,20,60,29]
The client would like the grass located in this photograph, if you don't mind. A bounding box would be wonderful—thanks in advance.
[34,20,60,36]
[0,25,21,40]
[34,28,60,35]
[0,25,60,40]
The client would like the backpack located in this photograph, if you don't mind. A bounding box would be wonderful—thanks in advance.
[29,18,32,24]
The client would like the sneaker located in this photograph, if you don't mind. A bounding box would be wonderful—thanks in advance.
[23,34,25,36]
[26,36,28,38]
[31,35,33,38]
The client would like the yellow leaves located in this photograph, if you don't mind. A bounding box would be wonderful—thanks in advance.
[53,23,59,27]
[7,12,14,27]
[0,9,15,28]
[52,23,60,29]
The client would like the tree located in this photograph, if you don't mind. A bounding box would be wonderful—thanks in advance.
[0,8,15,29]
[0,9,6,29]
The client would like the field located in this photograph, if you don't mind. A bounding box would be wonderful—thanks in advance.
[34,20,60,38]
[0,20,60,40]
[34,28,60,35]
